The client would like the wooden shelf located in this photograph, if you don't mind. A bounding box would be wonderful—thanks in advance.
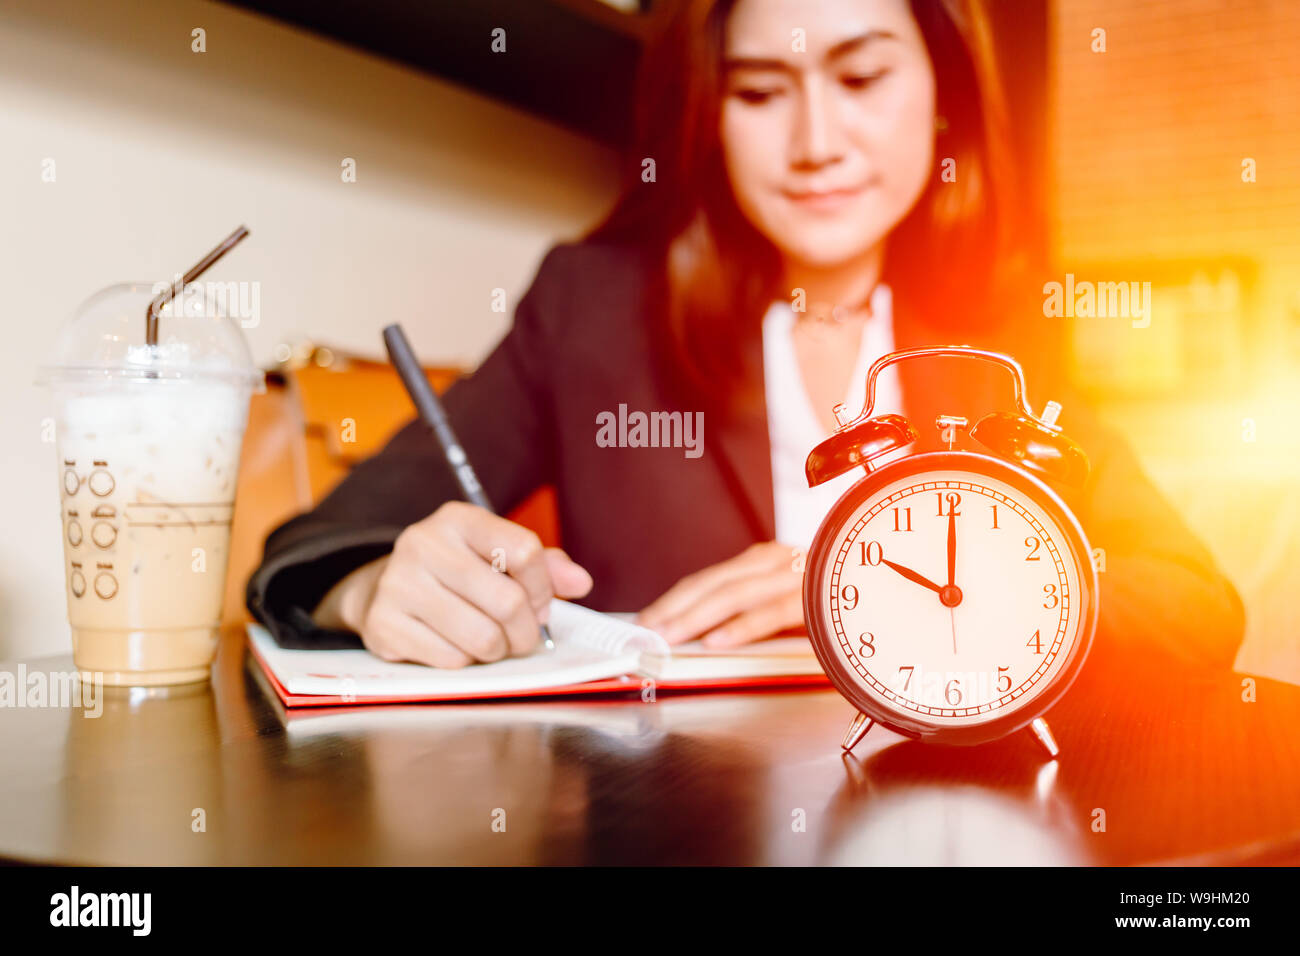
[218,0,657,145]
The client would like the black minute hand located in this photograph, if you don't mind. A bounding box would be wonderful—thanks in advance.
[947,510,957,588]
[881,558,944,595]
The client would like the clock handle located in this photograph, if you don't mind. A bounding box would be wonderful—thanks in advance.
[845,346,1044,430]
[842,711,874,752]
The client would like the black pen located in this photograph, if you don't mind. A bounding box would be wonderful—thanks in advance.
[382,323,556,652]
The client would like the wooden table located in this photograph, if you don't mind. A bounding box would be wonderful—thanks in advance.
[1,630,1297,865]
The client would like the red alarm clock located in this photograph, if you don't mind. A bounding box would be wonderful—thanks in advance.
[802,346,1098,756]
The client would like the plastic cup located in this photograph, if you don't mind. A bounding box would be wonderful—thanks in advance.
[38,282,264,685]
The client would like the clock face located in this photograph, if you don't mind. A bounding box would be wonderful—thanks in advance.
[805,454,1094,738]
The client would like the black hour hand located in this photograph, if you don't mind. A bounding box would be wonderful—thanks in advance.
[881,558,944,595]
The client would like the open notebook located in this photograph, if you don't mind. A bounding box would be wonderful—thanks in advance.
[247,599,828,707]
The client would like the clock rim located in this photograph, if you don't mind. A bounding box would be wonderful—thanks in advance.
[802,450,1099,746]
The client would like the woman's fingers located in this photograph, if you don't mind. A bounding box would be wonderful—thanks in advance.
[363,503,598,666]
[365,557,516,663]
[389,515,532,657]
[652,567,801,644]
[428,546,544,658]
[434,501,558,618]
[699,590,807,648]
[543,548,595,602]
[365,519,813,664]
[362,599,476,669]
[637,542,797,631]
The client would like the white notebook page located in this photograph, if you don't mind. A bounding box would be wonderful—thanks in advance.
[248,599,668,698]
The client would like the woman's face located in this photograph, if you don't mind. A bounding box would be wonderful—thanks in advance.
[719,0,937,272]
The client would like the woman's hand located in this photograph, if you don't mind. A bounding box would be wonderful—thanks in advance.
[634,541,806,648]
[313,501,593,667]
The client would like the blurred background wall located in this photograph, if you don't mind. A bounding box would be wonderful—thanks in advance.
[0,0,620,660]
[1051,0,1300,682]
[1,0,1296,684]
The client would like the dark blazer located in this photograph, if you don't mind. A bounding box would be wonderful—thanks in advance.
[247,239,1245,669]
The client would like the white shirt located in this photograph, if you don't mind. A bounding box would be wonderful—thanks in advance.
[762,284,906,549]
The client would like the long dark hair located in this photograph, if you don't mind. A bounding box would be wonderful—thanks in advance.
[586,0,1025,414]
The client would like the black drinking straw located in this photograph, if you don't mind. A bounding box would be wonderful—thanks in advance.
[145,225,250,346]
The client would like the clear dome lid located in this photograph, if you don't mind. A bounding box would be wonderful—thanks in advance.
[36,281,264,388]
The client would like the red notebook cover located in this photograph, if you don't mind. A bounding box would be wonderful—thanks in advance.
[246,632,829,709]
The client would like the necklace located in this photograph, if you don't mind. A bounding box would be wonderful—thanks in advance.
[799,287,876,327]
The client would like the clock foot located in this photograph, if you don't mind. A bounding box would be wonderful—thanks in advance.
[1030,717,1059,758]
[841,712,874,752]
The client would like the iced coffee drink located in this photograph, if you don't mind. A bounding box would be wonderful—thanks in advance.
[41,280,262,685]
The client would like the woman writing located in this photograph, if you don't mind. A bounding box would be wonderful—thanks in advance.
[248,0,1243,671]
